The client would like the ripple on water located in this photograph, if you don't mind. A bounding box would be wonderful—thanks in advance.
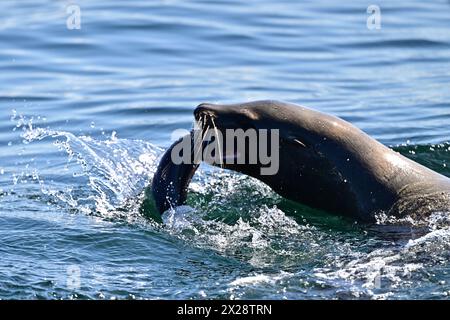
[1,0,450,300]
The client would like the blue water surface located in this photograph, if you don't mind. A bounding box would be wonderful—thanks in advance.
[1,0,450,299]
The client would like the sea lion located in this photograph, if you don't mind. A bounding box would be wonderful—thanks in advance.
[151,100,450,223]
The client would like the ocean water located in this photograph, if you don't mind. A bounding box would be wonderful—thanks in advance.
[1,0,450,300]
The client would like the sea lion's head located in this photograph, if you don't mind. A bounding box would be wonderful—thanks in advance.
[193,100,346,177]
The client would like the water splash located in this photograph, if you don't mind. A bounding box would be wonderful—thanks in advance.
[160,166,450,299]
[14,113,162,221]
[9,113,450,299]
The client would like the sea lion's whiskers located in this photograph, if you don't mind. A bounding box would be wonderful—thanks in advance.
[210,117,224,169]
[202,115,208,139]
[191,115,202,163]
[194,121,209,163]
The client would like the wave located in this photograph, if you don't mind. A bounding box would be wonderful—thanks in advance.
[11,115,450,299]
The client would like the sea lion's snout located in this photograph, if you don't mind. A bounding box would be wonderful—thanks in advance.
[194,103,239,130]
[194,102,259,130]
[194,103,220,120]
